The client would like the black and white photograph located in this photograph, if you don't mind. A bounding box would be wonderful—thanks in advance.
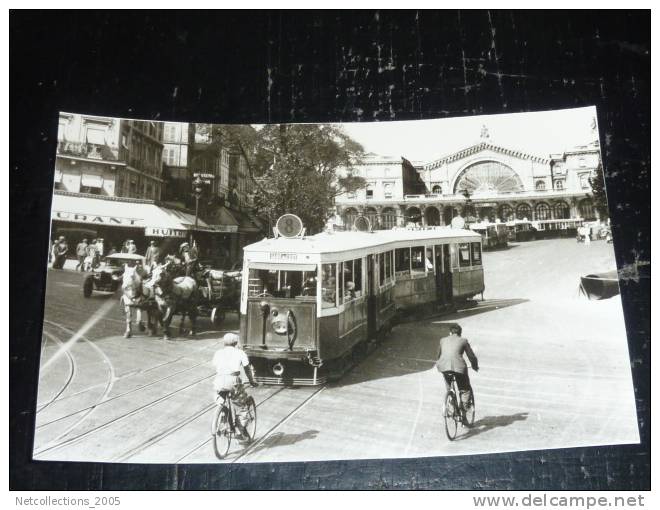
[32,106,639,464]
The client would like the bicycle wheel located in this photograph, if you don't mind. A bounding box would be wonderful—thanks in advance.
[212,405,232,459]
[244,396,257,442]
[443,391,459,441]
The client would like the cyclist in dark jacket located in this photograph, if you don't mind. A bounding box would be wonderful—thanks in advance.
[436,324,479,414]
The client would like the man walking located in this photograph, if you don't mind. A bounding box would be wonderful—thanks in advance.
[436,324,479,419]
[145,240,161,268]
[75,238,88,271]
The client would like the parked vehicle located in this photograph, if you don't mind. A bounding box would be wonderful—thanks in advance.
[83,253,146,298]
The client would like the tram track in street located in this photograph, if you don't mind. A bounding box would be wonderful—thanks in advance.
[145,386,289,464]
[36,330,76,413]
[34,320,118,456]
[229,385,326,464]
[33,369,216,458]
[35,356,213,429]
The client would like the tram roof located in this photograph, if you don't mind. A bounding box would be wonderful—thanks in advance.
[243,227,481,256]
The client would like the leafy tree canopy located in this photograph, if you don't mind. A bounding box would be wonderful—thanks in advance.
[588,162,609,219]
[215,124,367,234]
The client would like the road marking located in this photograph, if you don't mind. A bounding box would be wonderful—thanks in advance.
[42,300,116,371]
[404,372,424,456]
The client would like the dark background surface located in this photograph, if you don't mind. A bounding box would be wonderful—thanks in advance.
[10,11,650,490]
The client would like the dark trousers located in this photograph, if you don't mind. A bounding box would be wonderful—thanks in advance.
[442,371,474,407]
[76,255,85,270]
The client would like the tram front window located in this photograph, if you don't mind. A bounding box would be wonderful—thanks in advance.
[247,268,317,298]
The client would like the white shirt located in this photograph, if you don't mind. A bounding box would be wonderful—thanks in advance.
[212,346,250,375]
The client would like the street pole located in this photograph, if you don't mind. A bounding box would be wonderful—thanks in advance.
[192,175,204,246]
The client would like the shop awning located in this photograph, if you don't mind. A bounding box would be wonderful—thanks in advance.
[206,206,239,233]
[51,193,214,238]
[233,210,263,233]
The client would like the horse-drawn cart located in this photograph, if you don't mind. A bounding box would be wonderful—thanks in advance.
[197,268,242,326]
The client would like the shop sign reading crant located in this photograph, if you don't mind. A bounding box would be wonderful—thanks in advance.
[53,211,141,226]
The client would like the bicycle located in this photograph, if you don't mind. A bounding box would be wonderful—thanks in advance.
[211,390,257,459]
[442,372,476,441]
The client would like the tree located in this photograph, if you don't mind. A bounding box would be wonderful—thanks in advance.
[217,124,367,234]
[588,162,609,219]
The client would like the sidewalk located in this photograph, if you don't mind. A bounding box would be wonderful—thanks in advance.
[49,258,89,272]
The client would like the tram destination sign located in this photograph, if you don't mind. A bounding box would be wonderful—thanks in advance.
[268,252,298,262]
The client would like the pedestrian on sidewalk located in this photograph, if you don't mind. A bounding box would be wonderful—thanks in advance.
[53,236,68,269]
[49,240,58,267]
[75,238,89,271]
[145,240,161,268]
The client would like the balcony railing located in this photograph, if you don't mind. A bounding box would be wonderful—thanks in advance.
[57,141,118,161]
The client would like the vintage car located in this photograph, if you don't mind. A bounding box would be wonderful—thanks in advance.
[83,253,146,298]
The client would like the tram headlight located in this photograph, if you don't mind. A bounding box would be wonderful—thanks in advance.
[272,362,285,377]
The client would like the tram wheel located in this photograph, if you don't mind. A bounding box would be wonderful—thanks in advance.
[443,392,459,441]
[212,406,232,459]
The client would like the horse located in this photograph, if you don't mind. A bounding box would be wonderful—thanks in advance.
[120,264,160,338]
[149,262,199,339]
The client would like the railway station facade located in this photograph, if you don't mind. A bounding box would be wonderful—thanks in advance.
[333,131,602,231]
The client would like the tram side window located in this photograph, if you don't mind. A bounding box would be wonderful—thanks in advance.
[378,251,394,286]
[338,262,345,305]
[321,263,337,308]
[385,250,393,281]
[425,247,434,271]
[395,248,411,277]
[339,259,362,304]
[379,252,385,286]
[471,243,482,265]
[458,243,471,267]
[411,246,425,275]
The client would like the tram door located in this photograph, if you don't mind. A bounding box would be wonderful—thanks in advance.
[435,244,453,305]
[366,254,377,338]
[434,245,445,304]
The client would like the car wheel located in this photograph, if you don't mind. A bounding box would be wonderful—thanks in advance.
[83,276,94,298]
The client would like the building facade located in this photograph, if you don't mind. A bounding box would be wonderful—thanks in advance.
[335,130,602,230]
[56,113,165,200]
[161,122,190,207]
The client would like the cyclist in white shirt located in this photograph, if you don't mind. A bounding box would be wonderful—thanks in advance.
[212,333,258,439]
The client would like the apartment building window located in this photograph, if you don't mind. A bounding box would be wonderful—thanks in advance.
[535,180,546,191]
[85,124,106,145]
[555,179,564,190]
[580,174,590,189]
[366,184,374,199]
[383,183,393,199]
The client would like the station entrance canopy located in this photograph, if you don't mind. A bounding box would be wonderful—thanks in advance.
[51,193,219,238]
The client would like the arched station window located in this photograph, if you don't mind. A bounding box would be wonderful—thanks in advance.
[516,203,532,221]
[498,204,514,222]
[553,201,570,219]
[535,202,551,220]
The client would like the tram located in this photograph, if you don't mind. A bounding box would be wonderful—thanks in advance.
[506,220,536,242]
[470,222,508,249]
[239,216,485,385]
[533,218,584,239]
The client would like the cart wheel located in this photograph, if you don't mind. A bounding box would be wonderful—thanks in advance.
[83,276,93,298]
[211,307,225,327]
